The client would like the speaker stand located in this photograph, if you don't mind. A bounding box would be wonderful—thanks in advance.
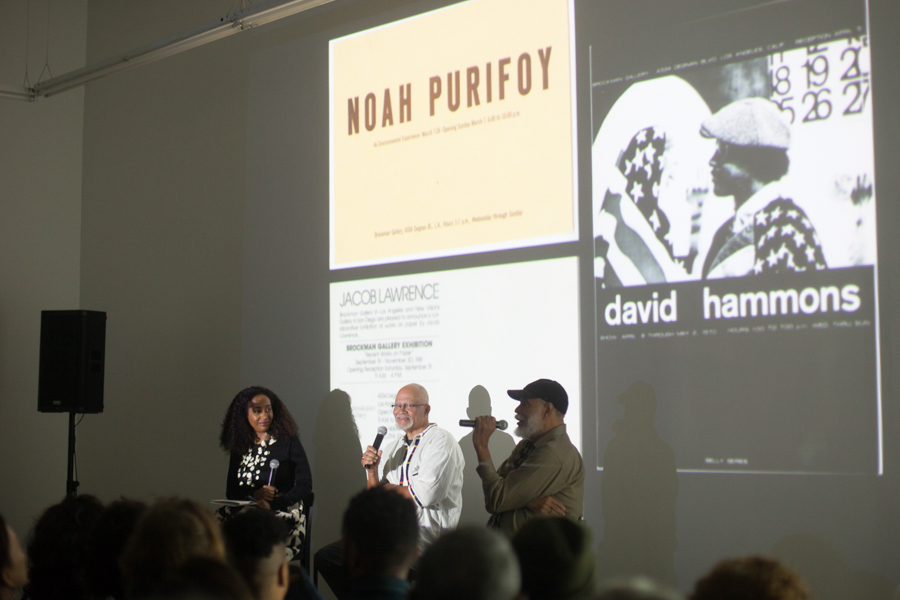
[66,411,79,497]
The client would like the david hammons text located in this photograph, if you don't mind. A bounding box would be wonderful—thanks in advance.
[603,284,861,326]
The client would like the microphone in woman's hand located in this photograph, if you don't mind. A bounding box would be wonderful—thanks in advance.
[268,459,280,486]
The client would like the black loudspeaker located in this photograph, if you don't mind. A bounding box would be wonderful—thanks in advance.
[38,310,106,413]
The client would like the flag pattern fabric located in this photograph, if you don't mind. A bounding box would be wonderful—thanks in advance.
[595,127,686,287]
[752,198,827,274]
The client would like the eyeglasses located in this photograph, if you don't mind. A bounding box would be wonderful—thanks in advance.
[392,403,426,411]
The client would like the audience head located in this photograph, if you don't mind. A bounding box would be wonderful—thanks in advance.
[85,498,147,600]
[121,497,226,599]
[0,513,28,598]
[223,508,290,600]
[342,487,419,580]
[410,526,520,600]
[27,494,104,600]
[512,516,597,600]
[144,557,253,600]
[220,386,299,455]
[596,576,683,600]
[689,556,811,600]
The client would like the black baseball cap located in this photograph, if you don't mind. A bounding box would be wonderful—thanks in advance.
[507,379,568,415]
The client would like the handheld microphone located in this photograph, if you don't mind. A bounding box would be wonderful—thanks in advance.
[267,459,280,486]
[366,426,388,470]
[459,419,508,430]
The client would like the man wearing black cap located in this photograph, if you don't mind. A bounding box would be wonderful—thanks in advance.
[472,379,584,537]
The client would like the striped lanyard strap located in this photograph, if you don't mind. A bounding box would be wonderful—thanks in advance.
[399,424,436,485]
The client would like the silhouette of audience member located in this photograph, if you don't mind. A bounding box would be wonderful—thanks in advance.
[512,516,596,600]
[1,512,28,600]
[689,556,812,600]
[223,509,291,600]
[26,494,104,600]
[144,556,253,600]
[409,526,521,600]
[595,576,683,600]
[85,498,147,600]
[599,381,678,587]
[120,498,226,599]
[458,386,516,527]
[342,487,419,600]
[223,508,322,600]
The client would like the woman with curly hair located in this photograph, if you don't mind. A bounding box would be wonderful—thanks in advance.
[220,386,313,561]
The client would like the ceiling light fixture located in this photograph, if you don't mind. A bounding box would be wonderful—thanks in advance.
[19,0,337,100]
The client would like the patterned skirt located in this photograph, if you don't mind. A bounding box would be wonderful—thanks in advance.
[216,501,307,561]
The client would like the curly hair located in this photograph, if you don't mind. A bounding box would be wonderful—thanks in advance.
[689,556,811,600]
[220,386,299,455]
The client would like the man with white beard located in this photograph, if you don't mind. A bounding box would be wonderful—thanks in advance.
[473,379,584,537]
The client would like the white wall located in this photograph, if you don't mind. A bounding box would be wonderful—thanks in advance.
[76,0,249,507]
[0,0,86,537]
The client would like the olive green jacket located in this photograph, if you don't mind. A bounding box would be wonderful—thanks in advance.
[476,424,585,536]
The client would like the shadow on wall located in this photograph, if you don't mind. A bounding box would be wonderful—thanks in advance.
[598,380,679,588]
[312,389,363,554]
[458,385,516,526]
[770,533,898,600]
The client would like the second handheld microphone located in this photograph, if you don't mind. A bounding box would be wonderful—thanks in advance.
[459,419,508,430]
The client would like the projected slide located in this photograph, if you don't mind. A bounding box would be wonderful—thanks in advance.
[589,0,880,473]
[330,257,581,452]
[329,0,577,269]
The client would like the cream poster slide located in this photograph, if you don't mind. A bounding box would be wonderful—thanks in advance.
[329,0,577,269]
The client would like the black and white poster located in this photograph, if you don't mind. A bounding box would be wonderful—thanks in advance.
[585,0,880,474]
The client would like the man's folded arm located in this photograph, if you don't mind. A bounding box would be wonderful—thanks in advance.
[476,449,566,514]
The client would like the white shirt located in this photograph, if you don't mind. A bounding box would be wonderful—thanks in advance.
[379,423,464,548]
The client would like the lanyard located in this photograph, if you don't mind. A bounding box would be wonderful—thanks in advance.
[399,424,436,485]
